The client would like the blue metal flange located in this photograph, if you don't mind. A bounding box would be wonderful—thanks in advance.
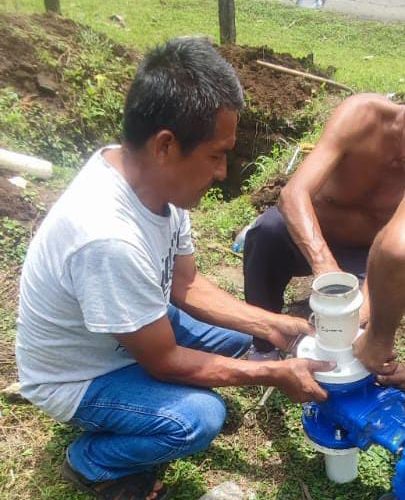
[302,375,405,496]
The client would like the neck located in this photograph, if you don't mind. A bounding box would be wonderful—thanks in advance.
[103,145,168,215]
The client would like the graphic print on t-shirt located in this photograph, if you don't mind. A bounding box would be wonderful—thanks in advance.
[160,229,180,301]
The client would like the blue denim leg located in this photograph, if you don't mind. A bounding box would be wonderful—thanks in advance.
[68,308,252,481]
[167,304,252,357]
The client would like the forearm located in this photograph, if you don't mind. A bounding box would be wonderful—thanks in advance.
[366,228,405,345]
[279,189,339,275]
[153,344,282,387]
[172,272,278,341]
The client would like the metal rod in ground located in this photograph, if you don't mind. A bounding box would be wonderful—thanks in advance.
[285,145,301,174]
[258,386,275,407]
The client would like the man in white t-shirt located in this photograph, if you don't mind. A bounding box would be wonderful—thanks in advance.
[16,37,334,499]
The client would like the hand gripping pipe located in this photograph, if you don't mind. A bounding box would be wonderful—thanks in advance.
[297,272,405,498]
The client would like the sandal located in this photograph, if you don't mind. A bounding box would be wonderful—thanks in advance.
[61,458,170,499]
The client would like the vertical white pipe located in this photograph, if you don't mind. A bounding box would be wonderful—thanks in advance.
[324,450,359,483]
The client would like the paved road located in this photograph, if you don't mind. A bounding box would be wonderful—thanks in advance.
[281,0,405,22]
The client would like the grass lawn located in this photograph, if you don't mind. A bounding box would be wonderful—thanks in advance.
[0,1,404,499]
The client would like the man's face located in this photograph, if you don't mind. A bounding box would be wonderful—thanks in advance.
[166,109,238,209]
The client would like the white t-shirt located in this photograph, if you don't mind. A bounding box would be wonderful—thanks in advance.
[16,146,194,422]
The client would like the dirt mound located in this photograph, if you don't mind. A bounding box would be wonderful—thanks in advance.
[219,45,329,120]
[0,176,37,221]
[250,174,289,213]
[217,45,333,195]
[0,13,140,221]
[0,13,139,108]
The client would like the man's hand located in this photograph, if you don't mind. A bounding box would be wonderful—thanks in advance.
[273,358,336,403]
[377,364,405,390]
[266,314,314,352]
[353,326,396,374]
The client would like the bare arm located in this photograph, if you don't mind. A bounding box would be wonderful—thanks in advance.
[171,254,313,351]
[359,277,370,327]
[353,197,405,373]
[279,97,371,275]
[114,315,334,402]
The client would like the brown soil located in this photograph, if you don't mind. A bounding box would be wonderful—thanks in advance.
[0,175,37,221]
[218,45,334,194]
[219,45,328,120]
[0,13,139,109]
[250,173,289,213]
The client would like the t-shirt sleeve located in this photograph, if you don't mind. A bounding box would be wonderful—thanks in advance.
[67,239,167,334]
[176,210,194,256]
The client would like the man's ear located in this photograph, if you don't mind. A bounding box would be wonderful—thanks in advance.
[152,129,180,163]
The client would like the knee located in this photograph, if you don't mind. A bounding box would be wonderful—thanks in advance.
[245,208,287,259]
[179,391,226,452]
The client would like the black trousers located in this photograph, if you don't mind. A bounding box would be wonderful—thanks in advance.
[243,206,369,351]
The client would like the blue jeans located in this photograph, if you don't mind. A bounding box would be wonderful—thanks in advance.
[67,305,252,481]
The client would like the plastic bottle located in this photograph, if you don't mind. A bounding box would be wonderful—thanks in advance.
[231,222,255,253]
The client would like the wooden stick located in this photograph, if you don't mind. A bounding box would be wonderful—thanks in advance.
[206,242,243,259]
[257,60,354,93]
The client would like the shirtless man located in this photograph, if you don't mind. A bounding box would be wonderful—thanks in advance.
[244,93,405,352]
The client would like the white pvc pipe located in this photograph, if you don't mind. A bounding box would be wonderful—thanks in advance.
[324,449,359,483]
[310,272,363,351]
[0,148,52,179]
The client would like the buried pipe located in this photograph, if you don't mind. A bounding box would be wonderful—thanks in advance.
[297,272,405,498]
[0,148,52,179]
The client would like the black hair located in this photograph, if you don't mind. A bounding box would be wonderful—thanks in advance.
[123,37,244,153]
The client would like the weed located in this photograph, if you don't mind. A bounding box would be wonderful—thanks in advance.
[0,218,29,267]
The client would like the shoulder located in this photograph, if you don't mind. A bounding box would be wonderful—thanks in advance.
[330,93,388,129]
[323,93,389,145]
[170,205,191,224]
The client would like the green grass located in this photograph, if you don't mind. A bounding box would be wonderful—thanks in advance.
[1,0,404,93]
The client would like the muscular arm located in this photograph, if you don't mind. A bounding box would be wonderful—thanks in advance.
[113,315,334,402]
[279,96,374,275]
[171,254,313,351]
[354,197,405,372]
[279,138,342,274]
